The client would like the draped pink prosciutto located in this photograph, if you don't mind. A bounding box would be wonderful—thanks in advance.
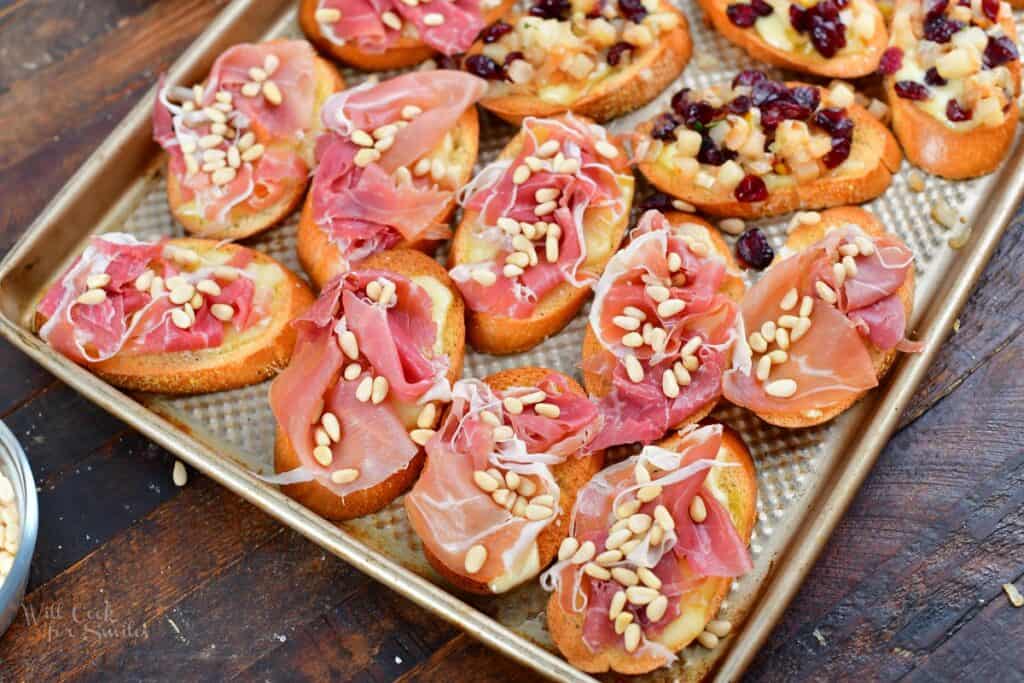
[152,41,317,228]
[314,0,486,55]
[451,116,631,319]
[37,235,259,365]
[269,270,450,496]
[724,226,918,415]
[541,425,752,658]
[311,71,486,267]
[586,211,739,450]
[404,375,600,587]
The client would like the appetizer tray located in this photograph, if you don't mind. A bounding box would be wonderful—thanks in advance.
[1,0,1022,680]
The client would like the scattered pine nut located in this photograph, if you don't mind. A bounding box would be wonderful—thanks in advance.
[172,460,188,487]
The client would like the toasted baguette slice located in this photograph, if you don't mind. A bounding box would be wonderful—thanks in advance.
[35,239,315,394]
[299,0,517,70]
[274,249,466,520]
[695,0,888,78]
[581,212,745,430]
[167,53,345,240]
[547,426,758,675]
[449,116,634,354]
[470,2,691,124]
[751,206,915,428]
[636,83,902,219]
[419,367,605,594]
[296,106,480,290]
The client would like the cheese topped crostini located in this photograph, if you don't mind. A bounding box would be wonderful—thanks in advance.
[543,423,757,675]
[582,210,745,450]
[723,207,921,428]
[449,114,634,354]
[297,70,485,289]
[153,40,344,240]
[270,250,465,520]
[635,71,901,219]
[463,0,691,123]
[880,0,1020,178]
[36,234,314,394]
[300,0,517,71]
[405,368,604,594]
[697,0,888,78]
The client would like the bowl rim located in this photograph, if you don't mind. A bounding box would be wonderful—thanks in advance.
[0,420,38,606]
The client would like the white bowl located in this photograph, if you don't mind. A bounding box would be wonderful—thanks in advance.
[0,420,37,636]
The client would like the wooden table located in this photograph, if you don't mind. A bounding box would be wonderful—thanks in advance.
[1,1,1021,680]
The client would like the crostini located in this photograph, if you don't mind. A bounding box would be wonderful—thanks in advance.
[35,234,314,394]
[153,40,345,240]
[449,114,634,354]
[463,0,691,123]
[299,0,517,71]
[270,249,465,520]
[696,0,888,78]
[405,368,604,594]
[880,0,1021,178]
[543,423,757,675]
[582,210,745,450]
[635,71,901,219]
[297,70,485,289]
[723,206,921,428]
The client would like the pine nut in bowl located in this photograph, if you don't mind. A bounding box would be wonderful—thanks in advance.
[0,420,38,637]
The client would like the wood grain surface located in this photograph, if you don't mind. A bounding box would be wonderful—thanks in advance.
[0,1,1021,681]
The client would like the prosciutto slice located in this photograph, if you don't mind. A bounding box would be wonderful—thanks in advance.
[540,425,752,661]
[586,211,739,450]
[269,270,451,497]
[311,71,486,268]
[313,0,486,56]
[38,234,260,365]
[450,116,632,319]
[724,225,917,415]
[405,376,600,587]
[152,41,316,228]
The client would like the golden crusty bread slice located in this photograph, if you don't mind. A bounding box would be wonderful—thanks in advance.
[274,249,466,521]
[35,239,315,394]
[296,106,480,290]
[636,85,902,219]
[546,426,758,675]
[449,115,634,354]
[418,366,605,594]
[298,0,518,71]
[581,212,745,431]
[695,0,888,78]
[749,206,915,428]
[167,53,345,240]
[470,2,691,124]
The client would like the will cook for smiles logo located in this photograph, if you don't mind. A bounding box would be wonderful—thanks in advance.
[20,599,148,643]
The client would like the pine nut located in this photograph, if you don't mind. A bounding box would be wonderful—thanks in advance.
[624,306,647,320]
[634,464,652,484]
[241,144,265,163]
[371,376,388,404]
[313,445,333,466]
[417,403,437,429]
[339,330,359,360]
[558,537,579,561]
[503,397,524,415]
[493,425,514,441]
[354,148,380,167]
[646,594,668,622]
[134,270,154,292]
[474,470,500,493]
[381,10,402,29]
[605,528,633,550]
[534,201,557,216]
[524,504,552,521]
[769,349,788,364]
[657,298,686,318]
[637,566,662,589]
[535,402,560,418]
[832,262,846,286]
[518,478,537,497]
[464,544,487,574]
[471,268,497,286]
[628,513,652,534]
[320,412,341,442]
[690,494,708,523]
[76,289,107,306]
[843,254,858,277]
[401,105,422,120]
[409,429,435,446]
[748,332,768,353]
[636,485,662,503]
[624,623,641,652]
[611,567,639,586]
[595,139,619,159]
[616,500,641,519]
[170,308,192,329]
[760,320,777,340]
[512,165,530,184]
[661,369,680,399]
[765,378,798,397]
[355,377,373,402]
[609,590,627,620]
[343,363,361,381]
[595,549,623,567]
[571,540,596,564]
[621,332,644,348]
[800,296,814,318]
[855,236,875,255]
[698,631,720,649]
[316,7,342,21]
[211,167,236,186]
[86,273,111,290]
[520,391,547,405]
[756,355,773,381]
[626,586,659,605]
[792,317,812,341]
[778,314,800,329]
[614,611,633,634]
[776,328,790,350]
[682,336,702,356]
[706,619,733,637]
[816,278,838,304]
[645,284,670,303]
[667,251,682,272]
[315,428,331,447]
[624,354,644,383]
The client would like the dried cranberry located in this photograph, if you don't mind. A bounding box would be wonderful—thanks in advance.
[894,80,930,101]
[435,54,461,70]
[607,41,635,66]
[670,88,692,116]
[789,4,809,31]
[734,175,769,204]
[727,95,752,115]
[735,227,774,267]
[697,134,736,166]
[982,0,999,20]
[465,54,506,80]
[923,16,963,43]
[813,107,852,136]
[822,137,851,168]
[924,67,947,86]
[984,36,1019,68]
[879,47,903,75]
[751,79,789,106]
[481,21,513,43]
[650,113,680,141]
[791,85,821,112]
[761,100,812,127]
[809,17,847,57]
[618,0,648,22]
[946,99,973,122]
[639,192,676,212]
[752,0,774,15]
[732,70,767,88]
[727,3,759,27]
[586,0,606,17]
[504,51,525,66]
[679,100,721,128]
[923,0,948,21]
[529,0,570,19]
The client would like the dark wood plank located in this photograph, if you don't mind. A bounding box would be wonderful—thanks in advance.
[395,635,543,683]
